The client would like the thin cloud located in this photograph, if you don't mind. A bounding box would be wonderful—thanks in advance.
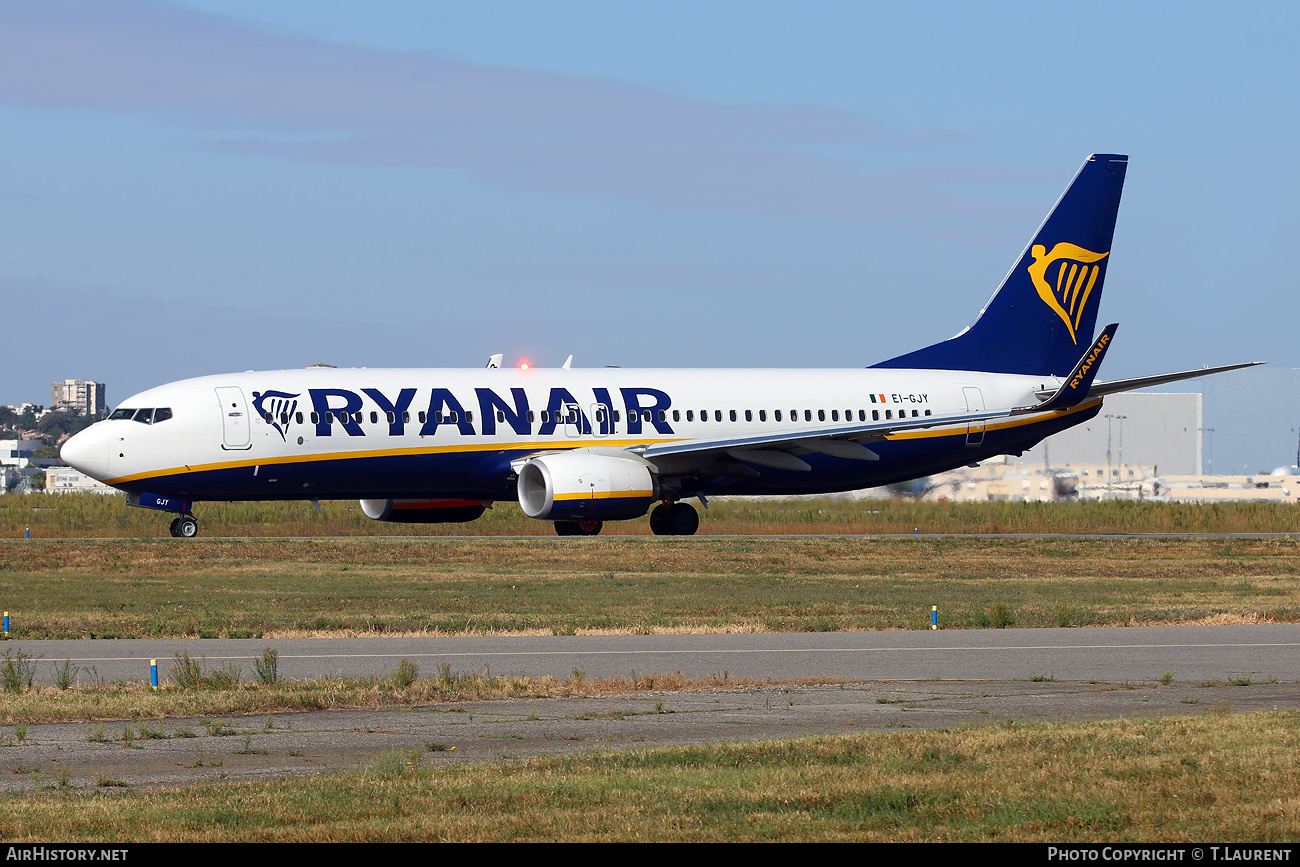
[0,0,997,221]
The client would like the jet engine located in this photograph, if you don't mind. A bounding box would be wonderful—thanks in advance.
[517,451,658,521]
[359,498,487,523]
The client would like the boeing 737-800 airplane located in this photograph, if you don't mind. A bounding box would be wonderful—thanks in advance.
[61,154,1256,537]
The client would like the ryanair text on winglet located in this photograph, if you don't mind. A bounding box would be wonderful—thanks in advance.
[1069,332,1112,390]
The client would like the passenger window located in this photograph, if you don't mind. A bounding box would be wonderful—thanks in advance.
[528,411,535,423]
[672,410,680,422]
[885,410,892,420]
[831,410,839,422]
[418,411,427,423]
[686,410,694,422]
[775,410,782,422]
[497,411,505,423]
[389,412,397,424]
[297,412,304,424]
[370,411,378,424]
[872,410,879,421]
[714,410,722,422]
[729,410,737,422]
[819,410,826,422]
[325,412,334,424]
[613,411,621,422]
[859,410,866,422]
[924,409,931,416]
[804,410,812,422]
[311,412,320,424]
[759,410,766,421]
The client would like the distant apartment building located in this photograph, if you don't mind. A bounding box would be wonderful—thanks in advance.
[0,438,38,468]
[51,379,107,418]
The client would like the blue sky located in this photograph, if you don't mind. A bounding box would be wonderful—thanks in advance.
[2,0,1296,407]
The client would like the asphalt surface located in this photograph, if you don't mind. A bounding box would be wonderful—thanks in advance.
[4,625,1300,792]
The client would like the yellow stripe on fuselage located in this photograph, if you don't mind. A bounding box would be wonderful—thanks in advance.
[103,401,1097,487]
[102,437,685,486]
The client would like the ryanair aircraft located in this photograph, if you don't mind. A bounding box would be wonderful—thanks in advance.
[61,154,1256,537]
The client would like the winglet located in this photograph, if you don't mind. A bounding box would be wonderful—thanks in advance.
[1016,322,1117,413]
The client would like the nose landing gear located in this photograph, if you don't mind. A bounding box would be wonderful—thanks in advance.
[168,514,199,538]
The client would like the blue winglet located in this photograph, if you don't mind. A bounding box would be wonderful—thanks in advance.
[1015,322,1118,413]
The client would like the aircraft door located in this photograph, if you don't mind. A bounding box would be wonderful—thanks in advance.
[962,387,985,447]
[562,403,583,438]
[590,403,610,438]
[215,386,253,450]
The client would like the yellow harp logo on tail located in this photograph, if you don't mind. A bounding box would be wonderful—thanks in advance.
[1027,242,1109,344]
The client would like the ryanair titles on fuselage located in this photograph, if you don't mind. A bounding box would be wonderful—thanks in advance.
[248,384,931,442]
[252,385,675,440]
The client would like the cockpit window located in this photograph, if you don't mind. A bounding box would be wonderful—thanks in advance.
[109,407,172,424]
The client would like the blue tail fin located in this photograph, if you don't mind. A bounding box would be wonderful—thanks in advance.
[873,153,1128,376]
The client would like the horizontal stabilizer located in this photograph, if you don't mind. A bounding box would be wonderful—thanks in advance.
[1086,361,1264,399]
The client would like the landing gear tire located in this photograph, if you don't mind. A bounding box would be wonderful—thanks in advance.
[170,515,199,538]
[667,502,699,536]
[650,502,699,536]
[554,519,603,537]
[649,503,670,536]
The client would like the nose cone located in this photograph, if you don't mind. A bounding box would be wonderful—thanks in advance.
[60,426,111,480]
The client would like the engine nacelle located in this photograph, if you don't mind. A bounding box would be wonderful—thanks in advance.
[359,498,487,524]
[517,451,658,521]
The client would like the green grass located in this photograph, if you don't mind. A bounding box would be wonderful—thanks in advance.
[1,712,1296,841]
[2,534,1298,639]
[3,492,1299,538]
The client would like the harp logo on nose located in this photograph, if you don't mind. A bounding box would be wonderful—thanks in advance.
[1027,242,1109,344]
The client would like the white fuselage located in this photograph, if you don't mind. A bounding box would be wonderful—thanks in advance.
[61,365,1089,504]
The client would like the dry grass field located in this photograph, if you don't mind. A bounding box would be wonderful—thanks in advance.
[1,494,1298,841]
[2,533,1298,639]
[1,712,1297,842]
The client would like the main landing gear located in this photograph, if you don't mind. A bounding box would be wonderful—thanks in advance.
[554,519,603,536]
[649,501,699,536]
[168,514,199,538]
[551,501,700,537]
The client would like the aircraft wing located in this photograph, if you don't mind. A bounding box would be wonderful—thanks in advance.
[634,405,1020,472]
